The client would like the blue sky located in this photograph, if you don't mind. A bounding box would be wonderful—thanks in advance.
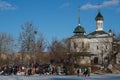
[0,0,120,42]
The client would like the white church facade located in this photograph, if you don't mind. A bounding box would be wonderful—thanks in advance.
[69,10,114,65]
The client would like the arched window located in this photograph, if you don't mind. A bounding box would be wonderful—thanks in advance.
[97,45,99,50]
[82,42,84,48]
[94,57,98,64]
[87,43,90,48]
[106,45,107,49]
[74,42,76,49]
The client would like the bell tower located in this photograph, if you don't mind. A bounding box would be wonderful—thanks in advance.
[95,10,104,31]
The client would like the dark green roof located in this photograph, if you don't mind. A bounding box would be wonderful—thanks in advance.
[73,25,85,33]
[71,34,87,38]
[88,31,108,36]
[95,11,103,21]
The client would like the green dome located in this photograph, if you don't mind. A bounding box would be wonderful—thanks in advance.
[73,25,85,33]
[95,11,103,21]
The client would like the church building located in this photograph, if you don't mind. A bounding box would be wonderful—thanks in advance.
[69,9,114,66]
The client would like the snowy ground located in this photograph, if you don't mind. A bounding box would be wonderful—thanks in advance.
[0,74,120,80]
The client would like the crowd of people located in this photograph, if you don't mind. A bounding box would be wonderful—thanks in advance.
[0,63,91,77]
[0,63,68,76]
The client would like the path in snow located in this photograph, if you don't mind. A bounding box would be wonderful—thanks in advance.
[0,74,120,80]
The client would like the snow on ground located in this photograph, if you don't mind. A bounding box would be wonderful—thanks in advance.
[0,74,120,80]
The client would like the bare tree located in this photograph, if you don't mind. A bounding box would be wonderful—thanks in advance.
[19,22,37,52]
[19,22,37,65]
[36,34,47,53]
[0,32,14,54]
[116,34,120,40]
[18,22,47,65]
[34,34,47,64]
[48,38,68,64]
[0,32,14,65]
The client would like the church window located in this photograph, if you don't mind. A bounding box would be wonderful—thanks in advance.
[82,42,84,48]
[106,45,107,49]
[97,45,99,50]
[74,42,77,49]
[88,43,90,48]
[73,42,78,49]
[94,57,98,64]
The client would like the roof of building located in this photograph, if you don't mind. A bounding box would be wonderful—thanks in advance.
[71,34,87,38]
[88,31,108,36]
[95,10,104,21]
[73,25,85,33]
[89,31,108,35]
[71,24,87,38]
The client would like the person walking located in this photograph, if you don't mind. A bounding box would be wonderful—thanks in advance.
[77,69,80,76]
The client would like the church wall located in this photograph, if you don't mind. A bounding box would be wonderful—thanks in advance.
[70,37,113,64]
[89,37,113,64]
[70,38,90,52]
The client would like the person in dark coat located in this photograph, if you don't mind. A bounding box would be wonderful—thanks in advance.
[77,69,80,76]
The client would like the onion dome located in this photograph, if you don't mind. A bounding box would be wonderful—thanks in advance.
[71,7,86,38]
[95,10,104,21]
[109,29,112,33]
[73,25,85,33]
